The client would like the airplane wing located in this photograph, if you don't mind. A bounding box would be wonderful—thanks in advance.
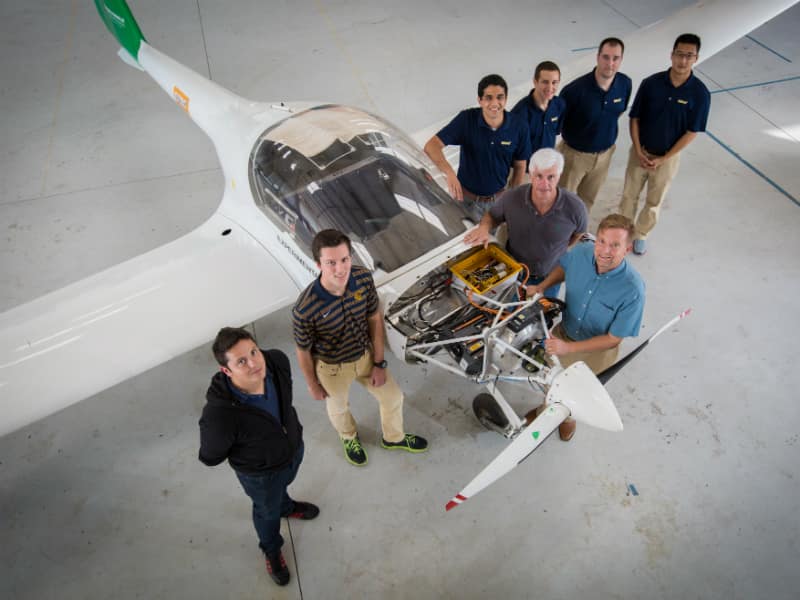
[542,0,800,93]
[1,0,795,440]
[412,0,798,148]
[0,213,300,437]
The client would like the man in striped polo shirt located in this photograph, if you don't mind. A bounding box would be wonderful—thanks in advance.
[293,229,428,466]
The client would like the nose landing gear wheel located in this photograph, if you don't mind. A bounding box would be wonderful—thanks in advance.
[472,393,509,430]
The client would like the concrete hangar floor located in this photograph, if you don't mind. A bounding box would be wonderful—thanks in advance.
[1,1,799,598]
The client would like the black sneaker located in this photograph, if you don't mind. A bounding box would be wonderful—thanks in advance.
[381,433,428,453]
[342,435,367,466]
[284,501,320,520]
[264,550,290,586]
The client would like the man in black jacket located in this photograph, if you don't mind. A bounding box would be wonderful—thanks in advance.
[199,327,319,587]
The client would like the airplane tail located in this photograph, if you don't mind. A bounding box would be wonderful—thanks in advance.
[93,0,289,172]
[94,0,145,65]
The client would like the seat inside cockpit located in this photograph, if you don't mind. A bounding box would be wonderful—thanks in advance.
[248,105,471,273]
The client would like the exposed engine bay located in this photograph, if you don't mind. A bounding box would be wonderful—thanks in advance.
[385,244,565,386]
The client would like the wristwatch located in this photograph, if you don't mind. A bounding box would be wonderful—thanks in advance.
[373,359,388,369]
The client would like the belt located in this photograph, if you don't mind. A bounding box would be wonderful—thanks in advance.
[317,349,368,366]
[642,146,666,157]
[463,188,499,202]
[564,141,613,155]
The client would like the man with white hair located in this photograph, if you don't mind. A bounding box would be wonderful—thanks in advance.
[464,148,588,297]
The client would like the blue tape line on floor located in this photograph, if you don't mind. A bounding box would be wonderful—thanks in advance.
[710,75,800,94]
[746,34,792,63]
[706,131,800,208]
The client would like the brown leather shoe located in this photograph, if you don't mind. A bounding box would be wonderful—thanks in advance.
[559,417,576,441]
[524,403,546,425]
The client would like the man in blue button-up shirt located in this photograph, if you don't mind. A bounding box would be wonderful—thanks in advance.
[529,214,644,441]
[558,38,632,213]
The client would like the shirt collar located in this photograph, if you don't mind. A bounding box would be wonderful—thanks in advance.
[665,68,694,89]
[590,68,624,92]
[311,271,358,303]
[553,188,567,209]
[525,90,545,113]
[479,109,510,131]
[592,253,629,278]
[528,187,562,216]
[226,366,272,401]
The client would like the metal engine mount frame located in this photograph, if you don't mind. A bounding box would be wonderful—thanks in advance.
[404,292,565,438]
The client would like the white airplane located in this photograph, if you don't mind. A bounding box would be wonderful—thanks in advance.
[1,0,795,509]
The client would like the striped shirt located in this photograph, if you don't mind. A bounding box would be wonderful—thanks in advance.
[292,266,379,364]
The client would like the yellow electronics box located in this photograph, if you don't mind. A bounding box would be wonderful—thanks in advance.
[449,244,523,294]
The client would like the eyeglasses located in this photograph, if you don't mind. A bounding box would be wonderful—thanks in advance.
[673,51,697,60]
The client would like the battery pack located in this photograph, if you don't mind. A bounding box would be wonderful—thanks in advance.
[449,244,523,295]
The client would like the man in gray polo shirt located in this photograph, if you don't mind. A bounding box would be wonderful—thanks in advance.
[464,148,588,297]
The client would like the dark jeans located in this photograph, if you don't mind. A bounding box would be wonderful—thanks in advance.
[462,187,502,225]
[235,442,304,556]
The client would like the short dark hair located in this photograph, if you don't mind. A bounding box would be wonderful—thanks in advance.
[311,229,352,262]
[673,33,701,53]
[598,37,625,55]
[212,327,255,366]
[534,61,560,81]
[597,213,635,242]
[478,74,508,98]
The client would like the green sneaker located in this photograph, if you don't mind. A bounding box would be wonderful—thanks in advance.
[342,435,367,466]
[381,433,428,453]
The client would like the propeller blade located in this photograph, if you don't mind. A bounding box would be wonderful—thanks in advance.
[597,308,692,384]
[445,403,570,511]
[546,361,623,432]
[446,309,692,512]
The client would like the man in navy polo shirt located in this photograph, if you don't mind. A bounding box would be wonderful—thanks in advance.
[424,74,531,222]
[511,60,565,157]
[529,214,644,441]
[619,33,711,255]
[558,37,632,213]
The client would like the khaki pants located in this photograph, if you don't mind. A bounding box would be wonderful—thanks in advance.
[557,140,616,212]
[552,323,619,374]
[619,146,681,240]
[315,350,404,443]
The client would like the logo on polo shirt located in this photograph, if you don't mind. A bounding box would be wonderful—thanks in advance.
[353,288,365,301]
[677,99,688,105]
[551,116,559,121]
[500,140,512,146]
[613,97,623,103]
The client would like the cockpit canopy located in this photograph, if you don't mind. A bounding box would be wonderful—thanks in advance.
[248,105,472,273]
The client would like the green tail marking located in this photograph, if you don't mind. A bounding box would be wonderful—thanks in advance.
[95,0,146,61]
[532,431,540,440]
